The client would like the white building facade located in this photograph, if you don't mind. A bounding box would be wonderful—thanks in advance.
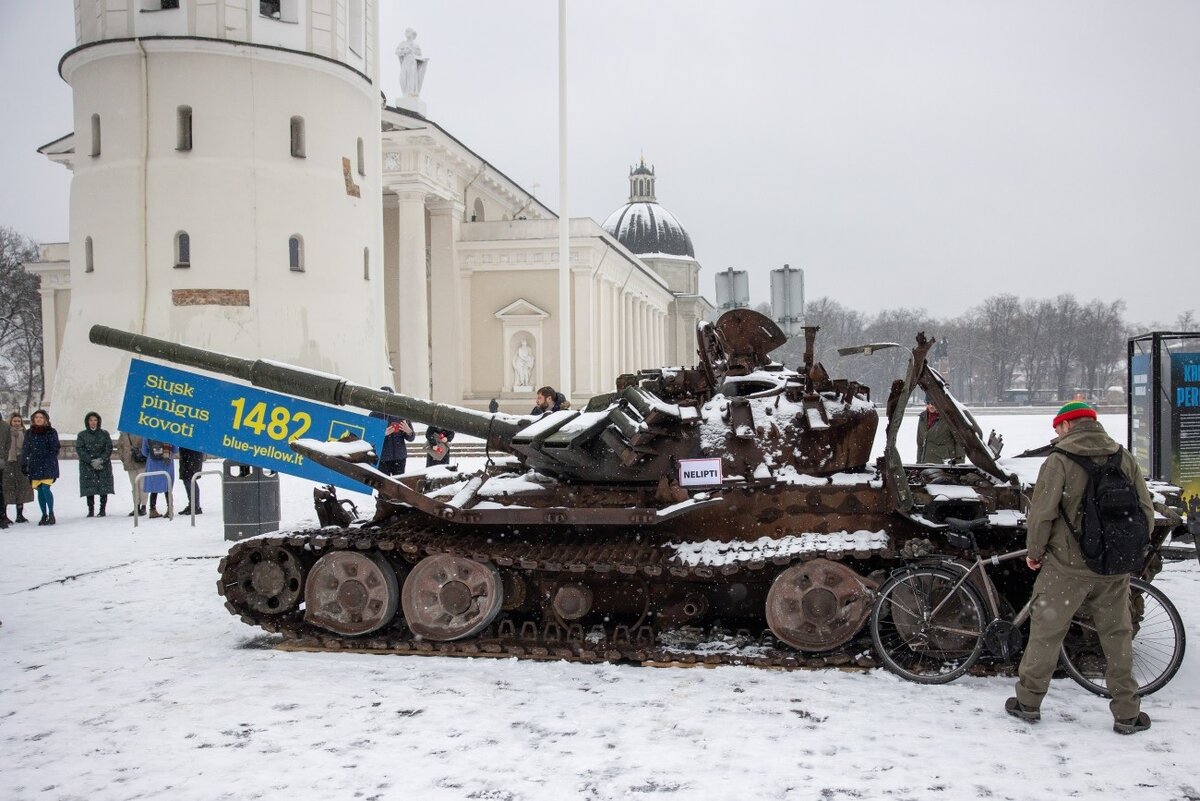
[34,2,714,428]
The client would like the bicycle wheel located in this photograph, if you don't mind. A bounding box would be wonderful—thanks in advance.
[870,566,988,684]
[1059,577,1186,697]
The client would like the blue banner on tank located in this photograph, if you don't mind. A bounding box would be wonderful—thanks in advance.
[118,358,385,492]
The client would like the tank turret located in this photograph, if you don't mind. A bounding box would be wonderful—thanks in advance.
[90,309,879,484]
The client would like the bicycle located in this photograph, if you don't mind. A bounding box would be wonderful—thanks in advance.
[870,517,1186,696]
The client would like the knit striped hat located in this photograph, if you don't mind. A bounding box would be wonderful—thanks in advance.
[1052,401,1097,428]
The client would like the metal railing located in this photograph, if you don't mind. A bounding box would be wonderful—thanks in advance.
[132,470,172,528]
[186,469,222,527]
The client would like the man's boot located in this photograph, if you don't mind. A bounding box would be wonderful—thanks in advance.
[1114,713,1151,735]
[98,496,107,517]
[15,506,28,523]
[86,496,95,518]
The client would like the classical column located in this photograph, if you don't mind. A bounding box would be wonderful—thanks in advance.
[572,267,593,396]
[427,199,463,403]
[39,287,59,406]
[392,191,430,398]
[638,300,648,368]
[628,292,638,374]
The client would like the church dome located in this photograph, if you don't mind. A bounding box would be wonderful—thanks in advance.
[602,158,695,258]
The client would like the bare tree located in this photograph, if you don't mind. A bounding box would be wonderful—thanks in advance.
[1017,299,1054,401]
[0,227,42,414]
[1077,299,1127,398]
[974,294,1022,403]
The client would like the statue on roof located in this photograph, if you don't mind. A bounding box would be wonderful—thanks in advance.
[396,28,429,99]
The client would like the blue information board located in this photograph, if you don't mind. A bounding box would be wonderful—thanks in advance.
[119,358,385,492]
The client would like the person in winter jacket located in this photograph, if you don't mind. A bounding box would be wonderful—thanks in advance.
[76,411,115,517]
[116,432,147,516]
[916,396,966,464]
[1006,401,1155,735]
[531,386,565,416]
[140,439,176,518]
[178,447,206,515]
[424,426,455,468]
[370,387,415,476]
[1,413,34,524]
[20,409,60,526]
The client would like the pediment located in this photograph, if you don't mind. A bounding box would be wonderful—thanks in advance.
[494,298,549,320]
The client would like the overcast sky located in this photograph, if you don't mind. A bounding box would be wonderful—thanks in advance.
[2,1,1197,326]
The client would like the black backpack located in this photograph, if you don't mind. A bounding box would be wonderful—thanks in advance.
[1052,447,1149,575]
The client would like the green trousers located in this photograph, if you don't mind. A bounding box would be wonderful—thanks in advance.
[1015,565,1139,721]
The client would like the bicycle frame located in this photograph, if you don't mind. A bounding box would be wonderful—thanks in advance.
[928,547,1031,631]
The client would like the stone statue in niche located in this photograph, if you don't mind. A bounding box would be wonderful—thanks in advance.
[396,28,429,98]
[512,338,535,390]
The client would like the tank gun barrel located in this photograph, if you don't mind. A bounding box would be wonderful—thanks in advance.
[88,325,524,451]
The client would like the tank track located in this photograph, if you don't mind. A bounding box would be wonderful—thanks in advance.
[215,524,1017,675]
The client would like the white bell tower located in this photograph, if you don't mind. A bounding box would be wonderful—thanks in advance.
[51,0,388,430]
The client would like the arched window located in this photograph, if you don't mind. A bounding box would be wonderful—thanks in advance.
[85,237,95,272]
[90,114,101,157]
[174,231,191,268]
[176,106,192,151]
[357,137,365,176]
[363,247,370,280]
[288,235,304,272]
[290,116,305,158]
[472,197,485,222]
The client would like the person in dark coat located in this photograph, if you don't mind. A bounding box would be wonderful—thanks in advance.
[76,411,115,517]
[531,386,561,416]
[2,413,34,523]
[178,447,206,515]
[140,439,176,519]
[370,387,415,476]
[424,426,456,468]
[488,398,500,414]
[916,396,966,464]
[20,409,60,526]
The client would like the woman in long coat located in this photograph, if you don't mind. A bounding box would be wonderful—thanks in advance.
[140,439,175,518]
[21,409,60,526]
[2,413,35,523]
[76,411,115,517]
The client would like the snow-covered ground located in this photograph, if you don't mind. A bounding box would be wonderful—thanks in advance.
[3,413,1198,801]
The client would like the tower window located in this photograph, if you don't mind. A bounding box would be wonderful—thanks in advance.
[176,106,192,151]
[290,116,305,158]
[260,1,297,22]
[289,235,304,272]
[363,247,370,280]
[90,114,101,157]
[161,1,179,9]
[85,237,95,273]
[175,231,191,268]
[357,137,365,176]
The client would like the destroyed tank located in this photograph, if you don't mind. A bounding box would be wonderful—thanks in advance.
[89,312,1184,669]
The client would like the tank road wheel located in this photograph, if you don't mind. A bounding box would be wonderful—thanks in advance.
[401,555,504,641]
[765,558,876,652]
[303,552,400,636]
[222,544,304,616]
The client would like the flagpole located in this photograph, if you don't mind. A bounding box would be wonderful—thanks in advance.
[557,0,572,402]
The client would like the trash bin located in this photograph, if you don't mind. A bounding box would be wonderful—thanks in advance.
[222,462,281,541]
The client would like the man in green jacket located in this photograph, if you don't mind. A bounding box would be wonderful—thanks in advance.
[1006,401,1155,734]
[915,395,965,464]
